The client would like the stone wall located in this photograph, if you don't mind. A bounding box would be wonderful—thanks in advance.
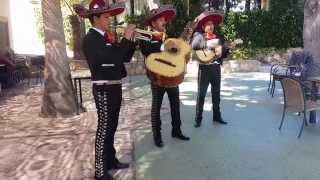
[256,47,303,65]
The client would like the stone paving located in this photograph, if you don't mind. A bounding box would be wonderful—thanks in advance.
[0,76,164,180]
[1,68,320,180]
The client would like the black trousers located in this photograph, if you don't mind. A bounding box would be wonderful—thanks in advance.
[151,83,182,135]
[92,84,122,178]
[195,64,221,121]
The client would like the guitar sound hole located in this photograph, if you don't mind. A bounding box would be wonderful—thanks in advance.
[155,58,176,67]
[168,48,178,53]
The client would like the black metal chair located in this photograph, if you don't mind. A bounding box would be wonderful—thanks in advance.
[0,49,29,88]
[28,55,45,86]
[268,64,303,97]
[279,78,320,138]
[0,64,21,88]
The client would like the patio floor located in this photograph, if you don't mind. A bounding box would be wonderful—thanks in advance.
[0,69,320,180]
[135,72,320,180]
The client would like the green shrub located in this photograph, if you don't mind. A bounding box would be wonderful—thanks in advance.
[219,9,303,49]
[161,0,189,37]
[124,14,146,28]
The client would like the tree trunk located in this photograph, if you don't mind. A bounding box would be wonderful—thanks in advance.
[255,0,261,10]
[214,0,220,10]
[41,0,78,117]
[245,0,251,11]
[303,0,320,76]
[189,0,203,17]
[130,0,135,15]
[261,0,269,10]
[208,0,220,10]
[225,0,231,13]
[69,15,85,60]
[112,0,118,40]
[187,0,190,16]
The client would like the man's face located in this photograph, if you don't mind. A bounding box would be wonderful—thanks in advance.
[203,20,215,34]
[151,17,167,32]
[94,12,112,30]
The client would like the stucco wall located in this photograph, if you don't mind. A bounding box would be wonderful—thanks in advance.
[0,0,13,49]
[0,0,9,18]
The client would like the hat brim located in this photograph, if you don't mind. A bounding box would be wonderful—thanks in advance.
[145,9,176,26]
[195,13,223,30]
[74,3,125,18]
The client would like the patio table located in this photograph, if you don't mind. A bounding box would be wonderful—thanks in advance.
[71,69,91,114]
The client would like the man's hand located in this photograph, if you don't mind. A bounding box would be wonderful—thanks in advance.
[124,24,136,40]
[214,46,223,57]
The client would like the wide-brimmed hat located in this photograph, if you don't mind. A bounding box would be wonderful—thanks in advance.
[145,5,176,26]
[194,10,224,30]
[73,0,125,18]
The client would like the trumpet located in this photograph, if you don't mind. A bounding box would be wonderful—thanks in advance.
[133,29,154,41]
[110,25,153,41]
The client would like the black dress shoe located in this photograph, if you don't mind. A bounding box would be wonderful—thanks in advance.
[95,173,115,180]
[213,118,228,125]
[213,112,227,125]
[154,139,164,148]
[107,161,129,170]
[194,121,201,128]
[172,130,190,140]
[153,133,164,148]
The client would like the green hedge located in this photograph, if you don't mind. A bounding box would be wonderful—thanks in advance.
[124,0,303,51]
[161,0,189,37]
[219,9,303,49]
[125,0,189,37]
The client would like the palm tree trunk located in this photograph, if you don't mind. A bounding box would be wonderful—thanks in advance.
[214,0,220,10]
[69,15,85,60]
[245,0,251,11]
[208,0,220,10]
[225,0,232,13]
[130,0,134,15]
[261,0,269,10]
[255,0,261,10]
[41,0,77,117]
[304,0,320,76]
[112,0,118,40]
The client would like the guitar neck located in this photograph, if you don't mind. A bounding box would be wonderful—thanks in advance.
[179,21,196,42]
[180,30,190,42]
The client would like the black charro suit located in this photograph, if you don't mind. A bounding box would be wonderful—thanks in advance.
[82,28,135,178]
[191,32,229,126]
[139,36,189,147]
[83,28,135,80]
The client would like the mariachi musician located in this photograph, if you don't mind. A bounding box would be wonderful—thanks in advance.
[74,0,136,179]
[138,5,190,148]
[191,11,230,128]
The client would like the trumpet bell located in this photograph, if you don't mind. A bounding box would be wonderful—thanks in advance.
[112,25,153,41]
